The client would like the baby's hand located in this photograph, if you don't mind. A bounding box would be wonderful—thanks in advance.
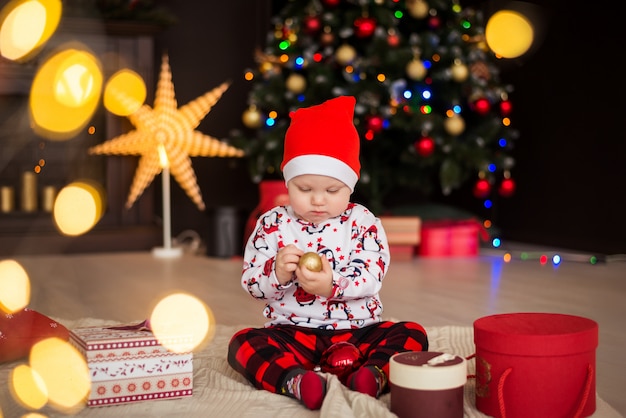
[296,256,334,298]
[275,244,303,285]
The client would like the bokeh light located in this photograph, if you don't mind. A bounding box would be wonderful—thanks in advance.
[53,180,105,236]
[29,47,103,140]
[150,293,215,353]
[103,69,147,116]
[29,337,90,413]
[0,0,62,61]
[9,364,48,410]
[0,259,31,313]
[485,10,534,58]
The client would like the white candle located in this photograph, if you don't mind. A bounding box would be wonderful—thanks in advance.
[21,171,37,212]
[162,166,172,250]
[152,144,182,258]
[1,186,14,213]
[42,185,56,212]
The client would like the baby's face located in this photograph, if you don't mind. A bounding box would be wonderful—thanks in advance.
[287,174,351,224]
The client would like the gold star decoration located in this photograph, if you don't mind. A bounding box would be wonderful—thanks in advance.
[89,53,244,211]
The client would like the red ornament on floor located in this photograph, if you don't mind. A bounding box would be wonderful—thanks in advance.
[320,341,363,380]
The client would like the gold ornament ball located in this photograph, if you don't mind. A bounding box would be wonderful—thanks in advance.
[286,73,307,94]
[242,106,263,129]
[335,44,357,66]
[259,61,274,74]
[407,0,429,19]
[299,252,322,272]
[406,59,427,80]
[444,115,466,136]
[450,62,469,82]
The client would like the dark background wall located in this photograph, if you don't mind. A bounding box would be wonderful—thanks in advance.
[153,0,626,256]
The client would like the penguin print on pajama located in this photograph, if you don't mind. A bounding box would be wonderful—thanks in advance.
[360,224,383,252]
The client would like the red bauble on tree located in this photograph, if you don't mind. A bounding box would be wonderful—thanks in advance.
[473,178,491,198]
[303,15,322,35]
[322,0,341,6]
[387,29,400,47]
[366,114,384,133]
[320,28,335,46]
[415,136,435,157]
[500,100,513,116]
[428,16,441,29]
[354,16,376,38]
[499,178,516,197]
[473,97,491,115]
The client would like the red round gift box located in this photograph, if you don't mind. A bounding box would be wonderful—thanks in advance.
[473,312,598,418]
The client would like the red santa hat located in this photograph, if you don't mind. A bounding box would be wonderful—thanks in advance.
[281,96,361,191]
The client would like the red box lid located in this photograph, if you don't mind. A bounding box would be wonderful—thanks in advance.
[474,312,598,356]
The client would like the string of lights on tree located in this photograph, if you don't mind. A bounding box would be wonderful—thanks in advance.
[230,0,519,247]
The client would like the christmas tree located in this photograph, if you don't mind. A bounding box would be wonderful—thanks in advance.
[231,0,517,215]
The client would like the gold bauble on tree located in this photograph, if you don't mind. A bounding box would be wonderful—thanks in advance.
[286,73,307,94]
[450,60,469,82]
[406,0,429,19]
[242,105,263,129]
[335,44,357,66]
[259,61,275,74]
[444,114,466,136]
[406,58,427,80]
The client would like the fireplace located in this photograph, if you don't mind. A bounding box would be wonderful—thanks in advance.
[0,18,162,256]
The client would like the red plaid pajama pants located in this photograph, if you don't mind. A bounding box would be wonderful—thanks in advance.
[227,321,428,394]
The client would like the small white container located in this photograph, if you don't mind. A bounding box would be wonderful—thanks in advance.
[390,351,467,418]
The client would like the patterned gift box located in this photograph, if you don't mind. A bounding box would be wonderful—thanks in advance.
[69,322,193,407]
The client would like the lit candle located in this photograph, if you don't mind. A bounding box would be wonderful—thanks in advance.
[21,171,37,212]
[1,186,14,213]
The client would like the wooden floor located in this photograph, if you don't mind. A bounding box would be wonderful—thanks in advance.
[9,248,626,416]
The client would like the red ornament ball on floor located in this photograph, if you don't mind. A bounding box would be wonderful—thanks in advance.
[320,341,363,379]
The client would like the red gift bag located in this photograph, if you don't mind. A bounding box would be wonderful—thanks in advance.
[473,313,598,418]
[0,308,69,363]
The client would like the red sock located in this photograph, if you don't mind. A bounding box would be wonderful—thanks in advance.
[348,366,387,398]
[281,370,326,410]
